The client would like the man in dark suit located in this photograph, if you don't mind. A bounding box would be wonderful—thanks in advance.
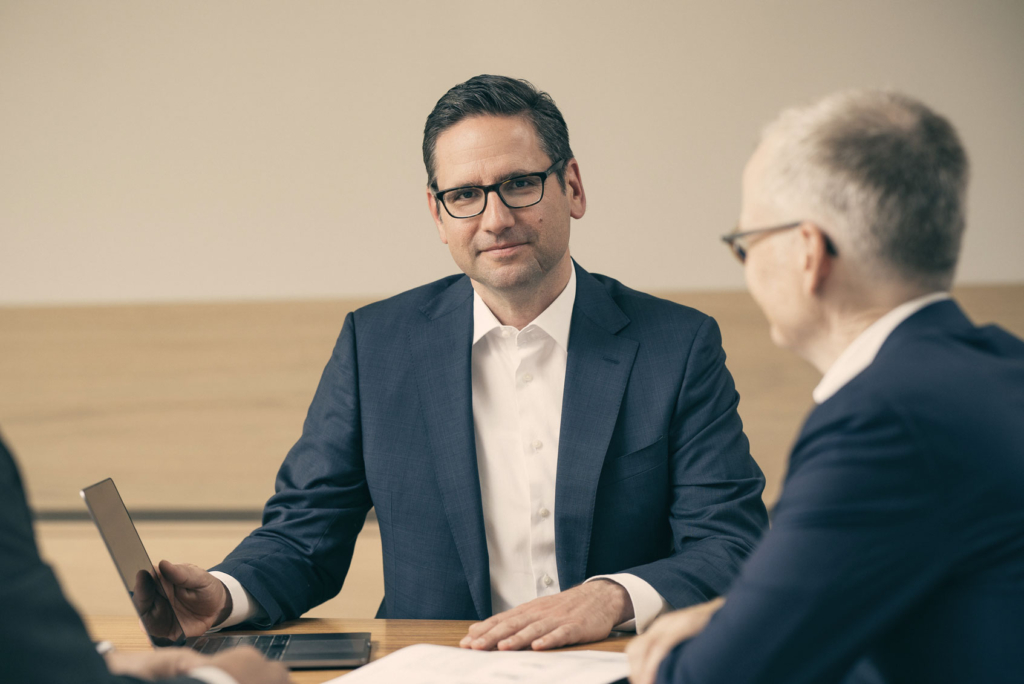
[0,430,289,684]
[628,90,1024,683]
[159,74,768,650]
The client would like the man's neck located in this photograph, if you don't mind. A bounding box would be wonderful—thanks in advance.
[472,258,573,330]
[802,307,891,374]
[799,284,934,374]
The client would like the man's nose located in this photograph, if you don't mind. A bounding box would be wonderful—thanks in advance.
[479,188,516,233]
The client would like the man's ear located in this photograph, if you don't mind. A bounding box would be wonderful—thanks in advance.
[426,188,448,244]
[563,158,587,220]
[799,223,834,295]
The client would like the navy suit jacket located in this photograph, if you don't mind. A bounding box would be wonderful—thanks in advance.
[213,262,767,623]
[0,432,201,684]
[657,300,1024,684]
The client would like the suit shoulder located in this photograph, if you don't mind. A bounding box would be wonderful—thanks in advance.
[856,322,1024,403]
[808,322,1024,467]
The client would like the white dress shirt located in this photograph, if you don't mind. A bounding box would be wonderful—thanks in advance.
[470,266,668,632]
[216,266,669,633]
[813,292,950,404]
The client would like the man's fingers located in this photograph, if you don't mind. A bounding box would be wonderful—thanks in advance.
[635,638,674,684]
[105,648,210,680]
[627,635,660,684]
[469,613,536,650]
[531,623,579,650]
[497,618,558,651]
[626,635,645,672]
[461,618,499,647]
[627,609,710,684]
[465,617,499,640]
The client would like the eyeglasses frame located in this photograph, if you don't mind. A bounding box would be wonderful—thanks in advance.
[433,159,567,220]
[721,220,838,263]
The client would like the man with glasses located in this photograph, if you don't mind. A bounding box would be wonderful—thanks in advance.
[628,90,1024,683]
[158,75,768,651]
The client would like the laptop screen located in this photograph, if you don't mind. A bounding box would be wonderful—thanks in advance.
[80,478,188,647]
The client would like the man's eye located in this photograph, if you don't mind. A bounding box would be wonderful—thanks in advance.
[447,189,481,204]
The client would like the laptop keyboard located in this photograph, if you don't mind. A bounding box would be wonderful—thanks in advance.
[190,635,291,661]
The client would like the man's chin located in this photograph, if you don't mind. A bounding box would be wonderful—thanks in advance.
[768,323,794,350]
[473,263,542,292]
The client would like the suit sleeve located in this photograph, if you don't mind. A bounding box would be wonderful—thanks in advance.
[625,316,769,609]
[655,394,954,684]
[211,312,373,625]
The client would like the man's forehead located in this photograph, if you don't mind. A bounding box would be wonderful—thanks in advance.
[433,115,549,187]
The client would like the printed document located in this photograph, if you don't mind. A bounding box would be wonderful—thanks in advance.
[321,643,628,684]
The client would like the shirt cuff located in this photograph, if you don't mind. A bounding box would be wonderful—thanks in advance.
[188,666,241,684]
[586,573,671,634]
[208,571,259,630]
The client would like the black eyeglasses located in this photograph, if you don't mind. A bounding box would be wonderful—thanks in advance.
[721,221,838,263]
[433,159,566,219]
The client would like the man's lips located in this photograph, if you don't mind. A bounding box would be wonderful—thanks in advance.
[481,242,528,255]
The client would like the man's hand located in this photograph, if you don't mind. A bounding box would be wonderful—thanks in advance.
[157,560,233,637]
[626,597,725,684]
[105,647,207,680]
[208,646,291,684]
[460,580,633,651]
[105,646,290,684]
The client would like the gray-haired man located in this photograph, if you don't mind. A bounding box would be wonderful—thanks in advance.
[629,90,1024,684]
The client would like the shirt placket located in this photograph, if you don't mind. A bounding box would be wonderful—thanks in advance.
[513,325,560,598]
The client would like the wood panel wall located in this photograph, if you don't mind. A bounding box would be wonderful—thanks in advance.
[2,285,1021,515]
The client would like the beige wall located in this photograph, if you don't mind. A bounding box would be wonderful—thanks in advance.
[1,0,1022,306]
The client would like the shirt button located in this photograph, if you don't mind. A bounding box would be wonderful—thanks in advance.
[522,373,533,383]
[542,574,554,587]
[538,507,550,518]
[501,329,512,338]
[531,440,543,451]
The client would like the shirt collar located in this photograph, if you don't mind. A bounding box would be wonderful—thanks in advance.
[812,291,951,404]
[472,265,577,351]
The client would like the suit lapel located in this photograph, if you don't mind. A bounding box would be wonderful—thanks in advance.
[411,277,492,619]
[555,265,638,589]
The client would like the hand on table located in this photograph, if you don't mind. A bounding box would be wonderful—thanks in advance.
[626,597,725,684]
[460,580,633,651]
[207,646,292,684]
[157,560,234,637]
[105,646,290,683]
[104,647,206,680]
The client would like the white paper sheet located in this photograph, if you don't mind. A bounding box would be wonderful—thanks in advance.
[320,643,629,684]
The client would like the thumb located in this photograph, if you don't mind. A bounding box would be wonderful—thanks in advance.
[159,560,211,590]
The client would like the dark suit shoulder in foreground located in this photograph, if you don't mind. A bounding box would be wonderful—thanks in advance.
[657,300,1024,684]
[0,433,202,684]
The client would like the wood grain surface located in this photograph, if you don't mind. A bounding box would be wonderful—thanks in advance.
[3,285,1020,515]
[84,616,632,684]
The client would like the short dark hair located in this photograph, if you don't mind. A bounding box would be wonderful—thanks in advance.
[422,75,573,191]
[763,90,969,291]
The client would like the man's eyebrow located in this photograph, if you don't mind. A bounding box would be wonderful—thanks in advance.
[441,169,536,191]
[502,169,533,179]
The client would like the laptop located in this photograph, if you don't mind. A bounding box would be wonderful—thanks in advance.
[81,478,372,669]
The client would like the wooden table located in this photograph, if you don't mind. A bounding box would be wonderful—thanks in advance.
[85,616,633,683]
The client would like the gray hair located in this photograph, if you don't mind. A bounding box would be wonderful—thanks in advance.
[759,90,969,291]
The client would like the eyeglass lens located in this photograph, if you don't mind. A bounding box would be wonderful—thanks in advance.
[441,175,545,218]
